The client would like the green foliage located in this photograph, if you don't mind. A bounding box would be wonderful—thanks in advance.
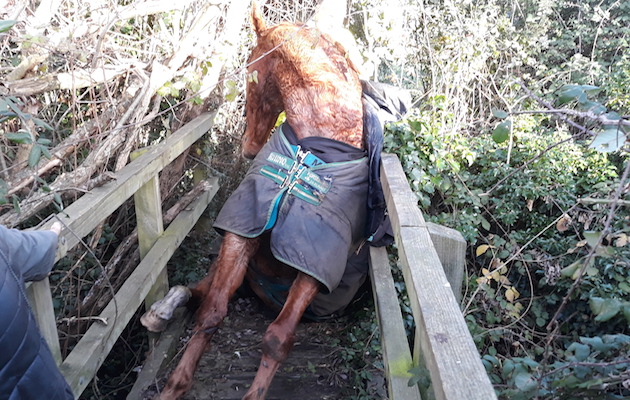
[493,84,628,153]
[157,70,208,105]
[0,20,18,33]
[331,310,387,400]
[384,101,629,397]
[1,95,54,205]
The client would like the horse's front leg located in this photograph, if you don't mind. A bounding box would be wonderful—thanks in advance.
[141,251,222,332]
[158,232,259,400]
[243,272,320,400]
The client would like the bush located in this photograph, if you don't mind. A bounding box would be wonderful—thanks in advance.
[384,110,630,398]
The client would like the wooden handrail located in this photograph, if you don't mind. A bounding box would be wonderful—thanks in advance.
[28,112,218,398]
[373,153,497,400]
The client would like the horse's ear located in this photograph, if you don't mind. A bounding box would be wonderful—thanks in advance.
[251,1,267,36]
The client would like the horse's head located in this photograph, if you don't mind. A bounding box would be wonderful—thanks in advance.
[241,3,284,159]
[242,2,364,159]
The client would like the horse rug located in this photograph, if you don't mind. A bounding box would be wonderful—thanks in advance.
[214,122,369,296]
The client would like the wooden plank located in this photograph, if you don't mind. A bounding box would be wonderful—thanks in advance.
[58,177,219,398]
[369,246,422,400]
[380,153,497,400]
[37,112,216,260]
[125,308,193,400]
[381,153,427,231]
[27,278,62,364]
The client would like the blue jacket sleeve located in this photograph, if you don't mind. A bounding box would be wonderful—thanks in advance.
[0,224,58,282]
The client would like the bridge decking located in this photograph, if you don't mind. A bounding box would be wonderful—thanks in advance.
[138,296,377,400]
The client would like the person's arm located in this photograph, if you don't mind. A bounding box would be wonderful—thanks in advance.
[0,223,61,282]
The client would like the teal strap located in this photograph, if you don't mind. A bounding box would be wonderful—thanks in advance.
[266,151,332,192]
[289,144,326,167]
[260,142,334,207]
[260,166,323,205]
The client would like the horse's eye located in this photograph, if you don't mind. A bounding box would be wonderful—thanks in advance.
[243,105,247,118]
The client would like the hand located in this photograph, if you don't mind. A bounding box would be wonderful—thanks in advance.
[50,221,62,236]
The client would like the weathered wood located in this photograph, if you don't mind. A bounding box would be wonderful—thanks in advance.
[78,180,213,317]
[380,153,496,400]
[26,278,62,365]
[132,148,169,310]
[6,101,122,194]
[125,308,193,400]
[426,222,466,302]
[369,246,422,400]
[58,177,218,398]
[133,163,169,350]
[37,112,216,257]
[5,65,135,96]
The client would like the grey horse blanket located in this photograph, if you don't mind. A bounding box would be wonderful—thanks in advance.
[214,122,369,294]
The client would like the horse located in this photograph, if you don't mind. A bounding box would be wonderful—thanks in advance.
[141,4,372,399]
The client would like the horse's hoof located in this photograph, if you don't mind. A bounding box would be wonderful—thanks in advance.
[141,285,192,332]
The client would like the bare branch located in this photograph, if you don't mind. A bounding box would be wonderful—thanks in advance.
[509,108,630,128]
[4,64,140,97]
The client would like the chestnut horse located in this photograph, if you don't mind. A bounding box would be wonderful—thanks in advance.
[142,4,367,400]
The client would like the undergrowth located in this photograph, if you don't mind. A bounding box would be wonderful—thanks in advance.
[384,110,629,398]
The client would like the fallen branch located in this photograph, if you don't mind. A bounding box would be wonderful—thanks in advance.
[518,81,600,137]
[8,158,62,196]
[6,100,123,194]
[0,68,153,227]
[4,64,139,97]
[5,54,48,81]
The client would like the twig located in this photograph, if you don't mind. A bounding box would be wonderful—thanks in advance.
[7,158,62,196]
[59,316,109,326]
[579,197,630,206]
[481,135,575,196]
[77,180,212,314]
[518,80,600,137]
[540,358,630,379]
[509,108,630,128]
[547,157,630,331]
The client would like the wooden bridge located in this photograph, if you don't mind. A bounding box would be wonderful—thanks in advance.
[28,109,497,399]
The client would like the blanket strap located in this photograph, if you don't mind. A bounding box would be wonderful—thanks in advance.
[260,145,333,206]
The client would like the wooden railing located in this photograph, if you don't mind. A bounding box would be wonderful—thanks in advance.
[28,113,219,398]
[30,128,495,399]
[370,153,497,400]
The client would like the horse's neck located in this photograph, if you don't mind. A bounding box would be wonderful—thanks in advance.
[259,26,364,149]
[277,67,364,148]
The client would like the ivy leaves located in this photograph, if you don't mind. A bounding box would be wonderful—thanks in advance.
[557,84,626,153]
[589,297,630,323]
[4,131,53,167]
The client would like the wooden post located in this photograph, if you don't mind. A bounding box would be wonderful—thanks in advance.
[26,219,68,365]
[131,149,168,311]
[426,222,466,302]
[59,183,216,397]
[27,279,62,364]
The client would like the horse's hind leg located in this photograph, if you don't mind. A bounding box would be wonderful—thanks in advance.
[159,232,259,400]
[243,272,320,400]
